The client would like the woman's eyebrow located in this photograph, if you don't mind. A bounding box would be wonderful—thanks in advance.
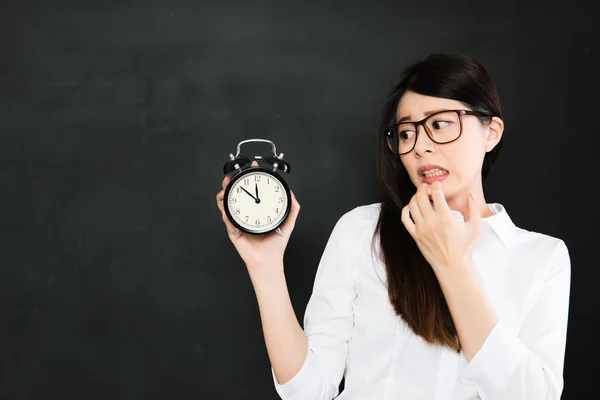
[398,109,446,123]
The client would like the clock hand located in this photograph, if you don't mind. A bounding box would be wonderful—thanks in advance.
[255,183,259,201]
[240,186,258,201]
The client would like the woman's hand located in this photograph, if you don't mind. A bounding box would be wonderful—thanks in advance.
[401,181,482,275]
[215,161,301,274]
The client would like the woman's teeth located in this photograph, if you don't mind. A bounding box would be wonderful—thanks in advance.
[423,169,448,177]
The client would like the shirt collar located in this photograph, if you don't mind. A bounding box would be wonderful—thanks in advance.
[449,203,516,249]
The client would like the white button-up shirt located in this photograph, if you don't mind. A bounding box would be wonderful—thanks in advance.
[271,202,571,400]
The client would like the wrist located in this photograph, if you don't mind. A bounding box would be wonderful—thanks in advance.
[249,265,290,305]
[248,262,285,285]
[436,262,475,289]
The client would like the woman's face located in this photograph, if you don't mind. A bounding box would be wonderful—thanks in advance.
[396,90,503,206]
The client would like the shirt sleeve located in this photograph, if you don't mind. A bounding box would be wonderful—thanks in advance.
[459,239,571,400]
[271,208,361,400]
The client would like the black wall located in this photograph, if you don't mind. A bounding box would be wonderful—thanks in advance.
[2,0,597,399]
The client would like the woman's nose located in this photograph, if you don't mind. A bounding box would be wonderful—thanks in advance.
[413,125,436,155]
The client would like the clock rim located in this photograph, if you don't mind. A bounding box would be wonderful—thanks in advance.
[223,166,292,235]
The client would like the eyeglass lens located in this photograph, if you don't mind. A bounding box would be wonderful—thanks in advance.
[386,111,461,155]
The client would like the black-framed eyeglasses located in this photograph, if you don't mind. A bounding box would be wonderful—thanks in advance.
[384,109,493,155]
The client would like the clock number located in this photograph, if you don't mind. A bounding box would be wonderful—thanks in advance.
[275,186,279,192]
[231,197,237,204]
[278,197,284,203]
[275,208,279,214]
[255,175,261,182]
[235,208,240,215]
[255,219,260,225]
[267,178,270,184]
[244,178,249,185]
[245,216,249,222]
[236,187,241,194]
[267,216,272,223]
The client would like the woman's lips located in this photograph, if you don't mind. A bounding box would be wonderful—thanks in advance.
[421,171,449,184]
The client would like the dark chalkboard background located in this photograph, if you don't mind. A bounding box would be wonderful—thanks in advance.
[1,0,597,399]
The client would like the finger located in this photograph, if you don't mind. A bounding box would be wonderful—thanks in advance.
[250,160,258,167]
[408,196,423,225]
[222,175,231,191]
[430,181,451,215]
[220,207,243,239]
[416,183,434,220]
[401,204,416,237]
[217,190,242,238]
[216,190,225,212]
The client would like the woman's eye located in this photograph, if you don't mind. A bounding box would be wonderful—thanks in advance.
[400,130,414,140]
[432,121,451,129]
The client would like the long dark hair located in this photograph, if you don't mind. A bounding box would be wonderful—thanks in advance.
[371,54,504,352]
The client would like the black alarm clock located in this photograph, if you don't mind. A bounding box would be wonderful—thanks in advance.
[222,139,292,235]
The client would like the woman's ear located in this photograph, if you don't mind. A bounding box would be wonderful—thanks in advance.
[485,116,504,153]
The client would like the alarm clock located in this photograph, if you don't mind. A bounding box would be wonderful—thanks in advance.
[222,139,292,235]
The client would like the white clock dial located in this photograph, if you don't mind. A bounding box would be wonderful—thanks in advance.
[227,171,289,232]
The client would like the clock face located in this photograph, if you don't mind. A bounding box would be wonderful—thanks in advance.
[225,169,290,234]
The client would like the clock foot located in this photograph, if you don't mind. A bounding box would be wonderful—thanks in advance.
[276,228,283,236]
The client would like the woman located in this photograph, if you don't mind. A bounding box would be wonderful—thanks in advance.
[215,53,571,400]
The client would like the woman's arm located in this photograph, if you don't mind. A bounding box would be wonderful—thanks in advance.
[250,208,361,400]
[249,266,308,385]
[436,265,499,363]
[438,240,571,400]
